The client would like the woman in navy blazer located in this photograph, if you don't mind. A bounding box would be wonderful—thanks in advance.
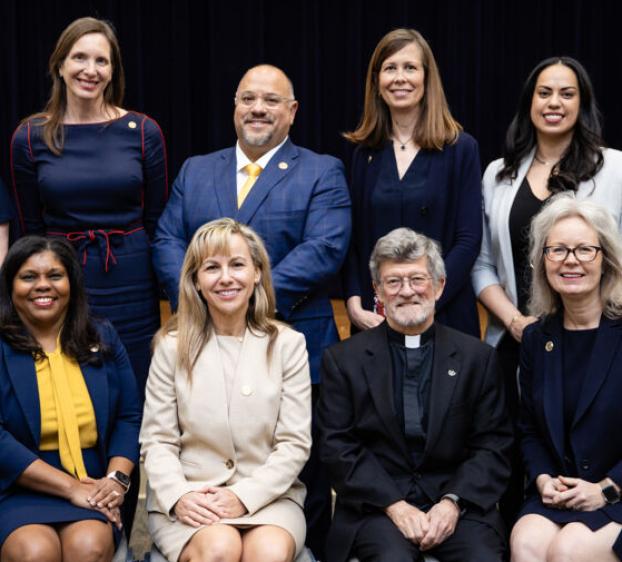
[512,195,622,561]
[343,28,482,337]
[0,236,140,562]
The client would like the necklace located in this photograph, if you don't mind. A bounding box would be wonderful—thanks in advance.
[534,152,558,166]
[392,132,412,151]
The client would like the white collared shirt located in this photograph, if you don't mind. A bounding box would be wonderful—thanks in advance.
[235,137,288,197]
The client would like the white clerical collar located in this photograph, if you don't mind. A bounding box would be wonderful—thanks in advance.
[404,334,421,349]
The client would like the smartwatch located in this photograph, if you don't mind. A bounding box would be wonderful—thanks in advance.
[601,482,621,504]
[107,470,131,492]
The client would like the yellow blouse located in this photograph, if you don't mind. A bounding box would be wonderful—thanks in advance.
[35,346,97,479]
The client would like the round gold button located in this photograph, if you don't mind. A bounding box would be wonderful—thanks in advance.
[128,121,137,129]
[241,385,252,396]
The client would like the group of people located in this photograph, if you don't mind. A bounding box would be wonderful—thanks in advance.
[0,15,621,562]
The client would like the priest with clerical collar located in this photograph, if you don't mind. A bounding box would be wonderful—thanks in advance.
[318,227,512,562]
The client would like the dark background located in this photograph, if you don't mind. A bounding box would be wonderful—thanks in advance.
[2,0,622,192]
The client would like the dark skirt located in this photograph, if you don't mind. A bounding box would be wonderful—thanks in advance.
[0,448,120,546]
[52,228,160,400]
[520,494,622,558]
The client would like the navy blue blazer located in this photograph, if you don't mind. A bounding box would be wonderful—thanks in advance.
[344,133,482,337]
[153,139,351,382]
[0,322,141,501]
[519,315,622,517]
[0,178,14,224]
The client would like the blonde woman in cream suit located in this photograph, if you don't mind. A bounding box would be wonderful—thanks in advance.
[140,218,311,562]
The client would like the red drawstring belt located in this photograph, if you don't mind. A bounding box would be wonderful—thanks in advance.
[47,226,144,272]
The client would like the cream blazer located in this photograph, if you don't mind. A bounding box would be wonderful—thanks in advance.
[140,324,312,519]
[472,147,622,346]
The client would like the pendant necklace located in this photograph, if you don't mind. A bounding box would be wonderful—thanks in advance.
[393,132,412,151]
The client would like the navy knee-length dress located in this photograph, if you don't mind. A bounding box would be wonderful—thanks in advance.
[10,112,168,397]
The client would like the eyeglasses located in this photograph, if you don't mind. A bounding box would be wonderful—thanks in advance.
[235,91,295,109]
[542,245,602,262]
[381,275,432,293]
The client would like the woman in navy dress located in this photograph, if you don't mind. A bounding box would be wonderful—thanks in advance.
[0,236,140,562]
[10,17,168,399]
[0,179,12,265]
[512,195,622,562]
[343,28,482,337]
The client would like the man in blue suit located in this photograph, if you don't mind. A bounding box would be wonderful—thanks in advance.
[153,64,351,559]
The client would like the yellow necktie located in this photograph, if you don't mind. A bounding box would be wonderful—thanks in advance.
[238,163,263,208]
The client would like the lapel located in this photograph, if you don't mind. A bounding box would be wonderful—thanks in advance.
[572,315,622,428]
[361,324,411,460]
[424,324,461,456]
[3,341,41,446]
[540,316,565,463]
[214,149,238,217]
[80,356,110,451]
[236,140,299,224]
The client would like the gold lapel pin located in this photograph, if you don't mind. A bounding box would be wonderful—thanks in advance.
[278,161,288,170]
[368,155,373,163]
[128,121,137,129]
[448,369,456,377]
[545,341,554,352]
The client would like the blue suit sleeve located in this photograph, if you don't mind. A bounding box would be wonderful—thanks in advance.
[152,158,193,310]
[518,324,559,487]
[271,157,351,319]
[437,135,483,310]
[141,116,169,239]
[0,404,38,495]
[101,323,141,464]
[11,122,45,235]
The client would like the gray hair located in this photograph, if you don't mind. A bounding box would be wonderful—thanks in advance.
[369,227,446,285]
[529,193,622,318]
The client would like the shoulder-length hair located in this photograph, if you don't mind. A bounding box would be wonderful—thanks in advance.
[344,28,461,150]
[0,236,105,363]
[26,17,125,155]
[528,193,622,319]
[161,218,279,379]
[497,56,604,191]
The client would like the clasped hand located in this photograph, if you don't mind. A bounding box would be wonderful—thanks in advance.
[68,477,124,529]
[538,474,605,511]
[385,499,459,551]
[174,486,248,528]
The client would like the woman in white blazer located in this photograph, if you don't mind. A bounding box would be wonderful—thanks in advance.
[472,56,622,526]
[140,218,312,562]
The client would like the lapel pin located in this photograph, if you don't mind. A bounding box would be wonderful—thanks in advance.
[128,121,137,129]
[545,341,554,352]
[368,155,373,163]
[278,161,288,170]
[448,369,456,377]
[241,385,252,396]
[90,345,100,353]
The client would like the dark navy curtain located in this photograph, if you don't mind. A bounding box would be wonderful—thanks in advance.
[3,0,622,188]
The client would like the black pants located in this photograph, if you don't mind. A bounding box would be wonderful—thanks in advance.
[353,513,505,562]
[300,383,332,560]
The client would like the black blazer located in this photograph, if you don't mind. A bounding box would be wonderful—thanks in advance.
[519,315,622,521]
[317,322,512,562]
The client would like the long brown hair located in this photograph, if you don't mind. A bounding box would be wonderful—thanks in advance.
[159,219,279,380]
[344,28,461,150]
[26,17,125,155]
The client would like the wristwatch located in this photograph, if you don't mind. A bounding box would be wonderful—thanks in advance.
[601,482,621,504]
[441,493,465,515]
[107,470,131,492]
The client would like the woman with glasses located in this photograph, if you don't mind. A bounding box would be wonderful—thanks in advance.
[471,56,622,525]
[343,28,482,337]
[511,194,622,562]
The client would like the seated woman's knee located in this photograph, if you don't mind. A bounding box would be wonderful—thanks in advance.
[61,527,113,562]
[242,541,293,562]
[189,528,242,562]
[1,532,60,562]
[546,530,586,562]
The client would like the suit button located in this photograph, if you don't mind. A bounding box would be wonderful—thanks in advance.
[582,463,590,471]
[225,459,234,469]
[420,206,429,216]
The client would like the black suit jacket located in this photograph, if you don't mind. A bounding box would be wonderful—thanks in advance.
[317,322,512,562]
